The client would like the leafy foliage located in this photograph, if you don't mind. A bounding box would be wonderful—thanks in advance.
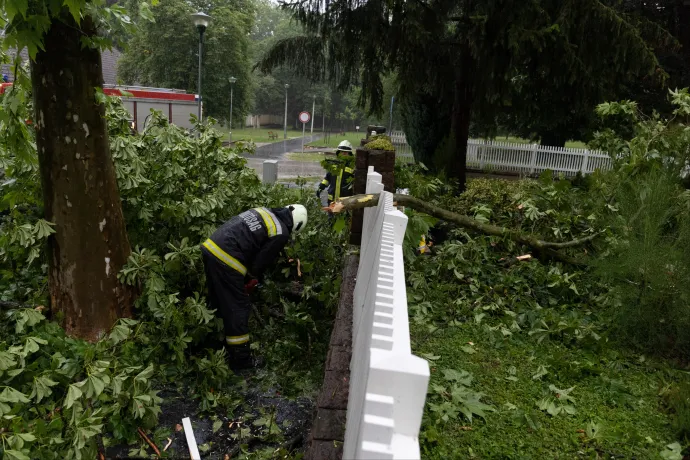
[118,0,255,122]
[1,84,346,457]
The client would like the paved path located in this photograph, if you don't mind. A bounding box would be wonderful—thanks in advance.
[242,134,328,179]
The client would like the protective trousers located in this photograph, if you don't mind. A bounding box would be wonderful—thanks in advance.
[201,247,251,352]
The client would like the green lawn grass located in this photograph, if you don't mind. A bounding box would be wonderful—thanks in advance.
[285,151,335,163]
[306,131,366,149]
[486,136,588,149]
[221,127,306,144]
[412,321,677,459]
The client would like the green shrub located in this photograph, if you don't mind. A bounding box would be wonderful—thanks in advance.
[0,86,346,458]
[364,138,395,151]
[663,381,690,441]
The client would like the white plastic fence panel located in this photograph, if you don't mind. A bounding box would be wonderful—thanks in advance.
[344,169,430,460]
[392,133,613,176]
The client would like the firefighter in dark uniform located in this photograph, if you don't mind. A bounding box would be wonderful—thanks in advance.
[200,204,308,370]
[316,140,354,204]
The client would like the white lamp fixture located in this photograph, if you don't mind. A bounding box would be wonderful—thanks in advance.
[191,11,211,30]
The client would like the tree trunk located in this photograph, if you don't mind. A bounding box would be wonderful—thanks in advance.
[31,15,135,341]
[539,131,568,148]
[680,1,690,59]
[448,56,474,192]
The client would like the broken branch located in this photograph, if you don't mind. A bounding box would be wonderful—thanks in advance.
[326,193,599,265]
[137,427,161,457]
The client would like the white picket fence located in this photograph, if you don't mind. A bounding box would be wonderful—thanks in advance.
[343,167,430,460]
[389,131,612,177]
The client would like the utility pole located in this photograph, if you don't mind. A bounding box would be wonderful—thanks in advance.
[229,76,236,141]
[191,12,211,123]
[284,83,289,140]
[311,95,316,136]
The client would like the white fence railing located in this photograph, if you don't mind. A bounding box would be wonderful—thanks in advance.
[389,131,613,177]
[343,167,430,460]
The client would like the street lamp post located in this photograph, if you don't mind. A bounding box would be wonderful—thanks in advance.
[310,95,316,136]
[229,76,237,141]
[192,11,211,123]
[283,83,289,140]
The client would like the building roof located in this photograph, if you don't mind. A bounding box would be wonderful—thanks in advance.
[1,47,122,85]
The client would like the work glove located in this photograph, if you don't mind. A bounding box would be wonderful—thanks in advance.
[244,278,259,295]
[315,188,322,199]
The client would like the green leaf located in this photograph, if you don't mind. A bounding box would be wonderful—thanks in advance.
[108,324,131,345]
[212,419,222,433]
[31,375,58,403]
[460,346,476,354]
[0,351,18,371]
[0,387,30,404]
[134,364,155,383]
[62,0,86,24]
[64,383,83,409]
[3,450,31,460]
[660,442,683,460]
[332,216,346,233]
[420,353,441,361]
[4,0,29,20]
[23,336,47,355]
[442,369,473,386]
[531,365,549,380]
[33,219,56,239]
[86,375,106,398]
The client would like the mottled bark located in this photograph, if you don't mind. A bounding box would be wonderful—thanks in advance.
[30,15,134,341]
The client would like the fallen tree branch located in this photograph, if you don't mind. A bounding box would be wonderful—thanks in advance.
[326,194,599,265]
[138,427,161,457]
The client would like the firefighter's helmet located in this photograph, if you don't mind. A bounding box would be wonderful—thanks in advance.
[287,204,308,233]
[336,140,353,155]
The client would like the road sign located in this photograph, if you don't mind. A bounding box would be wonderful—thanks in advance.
[299,111,311,124]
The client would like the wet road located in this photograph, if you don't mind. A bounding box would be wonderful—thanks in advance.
[242,135,327,179]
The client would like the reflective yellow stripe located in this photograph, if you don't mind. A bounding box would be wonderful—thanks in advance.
[335,169,344,201]
[202,239,247,275]
[226,334,249,345]
[345,167,353,174]
[328,194,333,200]
[321,179,329,185]
[254,207,277,237]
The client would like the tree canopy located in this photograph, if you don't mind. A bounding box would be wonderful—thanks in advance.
[258,0,664,187]
[119,0,254,122]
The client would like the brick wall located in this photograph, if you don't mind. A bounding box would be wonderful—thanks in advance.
[350,143,396,245]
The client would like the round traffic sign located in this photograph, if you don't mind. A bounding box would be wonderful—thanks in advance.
[299,111,311,124]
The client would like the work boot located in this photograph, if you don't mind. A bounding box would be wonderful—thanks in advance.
[227,343,264,372]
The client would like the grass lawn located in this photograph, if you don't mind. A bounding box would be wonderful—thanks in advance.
[486,136,588,149]
[306,131,366,149]
[221,127,306,144]
[285,151,336,163]
[412,321,676,459]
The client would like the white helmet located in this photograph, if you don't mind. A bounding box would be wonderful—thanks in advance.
[336,140,353,154]
[288,204,308,233]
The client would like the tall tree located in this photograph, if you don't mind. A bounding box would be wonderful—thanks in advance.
[1,1,138,340]
[119,0,254,122]
[258,0,661,190]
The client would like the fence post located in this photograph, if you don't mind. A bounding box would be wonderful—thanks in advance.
[479,141,485,170]
[529,144,539,175]
[580,150,590,174]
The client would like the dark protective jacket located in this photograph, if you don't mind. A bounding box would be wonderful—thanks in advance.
[317,166,354,202]
[203,207,293,281]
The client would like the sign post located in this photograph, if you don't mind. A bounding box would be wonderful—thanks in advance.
[299,111,311,155]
